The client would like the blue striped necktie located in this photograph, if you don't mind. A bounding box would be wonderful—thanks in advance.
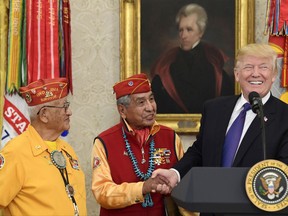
[221,103,251,167]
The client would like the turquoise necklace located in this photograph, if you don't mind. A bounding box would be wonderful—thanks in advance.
[122,127,155,207]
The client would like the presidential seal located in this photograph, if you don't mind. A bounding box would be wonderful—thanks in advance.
[245,159,288,212]
[50,150,66,169]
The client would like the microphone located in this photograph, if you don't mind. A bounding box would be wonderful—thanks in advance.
[248,91,262,116]
[248,91,266,160]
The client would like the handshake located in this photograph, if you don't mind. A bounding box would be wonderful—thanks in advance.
[142,168,179,195]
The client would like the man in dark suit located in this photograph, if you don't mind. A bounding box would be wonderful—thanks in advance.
[152,43,288,216]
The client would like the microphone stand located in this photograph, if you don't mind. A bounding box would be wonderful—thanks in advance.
[256,105,266,160]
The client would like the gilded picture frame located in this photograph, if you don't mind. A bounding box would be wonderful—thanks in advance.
[120,0,255,134]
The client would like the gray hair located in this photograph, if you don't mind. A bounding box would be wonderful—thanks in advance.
[27,104,43,121]
[175,3,208,34]
[116,95,131,107]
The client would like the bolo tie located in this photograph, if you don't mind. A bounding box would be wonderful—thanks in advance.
[50,150,79,216]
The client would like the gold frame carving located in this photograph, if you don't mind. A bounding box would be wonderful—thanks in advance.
[120,0,255,134]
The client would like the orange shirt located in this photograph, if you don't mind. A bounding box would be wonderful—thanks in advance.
[0,125,87,216]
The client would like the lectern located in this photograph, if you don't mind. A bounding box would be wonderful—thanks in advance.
[171,167,288,215]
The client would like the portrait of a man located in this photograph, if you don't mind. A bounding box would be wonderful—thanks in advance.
[141,0,235,114]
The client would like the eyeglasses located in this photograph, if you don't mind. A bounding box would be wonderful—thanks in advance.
[37,101,70,115]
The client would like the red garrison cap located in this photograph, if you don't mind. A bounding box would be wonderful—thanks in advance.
[19,78,68,106]
[113,73,151,99]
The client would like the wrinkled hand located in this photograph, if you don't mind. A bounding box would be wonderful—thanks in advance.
[151,169,179,194]
[142,175,170,195]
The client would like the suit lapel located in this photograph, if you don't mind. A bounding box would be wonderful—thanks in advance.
[213,96,239,165]
[233,96,276,166]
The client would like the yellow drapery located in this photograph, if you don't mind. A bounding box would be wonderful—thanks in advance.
[0,0,9,145]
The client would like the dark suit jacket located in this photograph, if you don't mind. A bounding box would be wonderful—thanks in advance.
[173,94,288,216]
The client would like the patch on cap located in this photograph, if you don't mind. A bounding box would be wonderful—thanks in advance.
[19,78,69,106]
[113,73,151,99]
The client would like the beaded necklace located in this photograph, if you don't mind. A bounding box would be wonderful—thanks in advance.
[122,127,155,207]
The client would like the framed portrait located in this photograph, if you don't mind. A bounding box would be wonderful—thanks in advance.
[120,0,255,134]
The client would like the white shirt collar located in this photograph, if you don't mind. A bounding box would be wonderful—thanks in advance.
[235,92,271,112]
[261,92,271,105]
[192,40,200,49]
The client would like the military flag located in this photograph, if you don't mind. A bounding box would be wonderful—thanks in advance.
[265,0,288,90]
[1,0,72,147]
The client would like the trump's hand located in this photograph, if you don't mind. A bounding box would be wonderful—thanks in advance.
[151,168,179,194]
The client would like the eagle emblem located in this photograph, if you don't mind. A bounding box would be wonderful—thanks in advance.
[259,172,283,199]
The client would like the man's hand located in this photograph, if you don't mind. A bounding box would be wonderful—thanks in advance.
[142,175,170,195]
[151,169,179,194]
